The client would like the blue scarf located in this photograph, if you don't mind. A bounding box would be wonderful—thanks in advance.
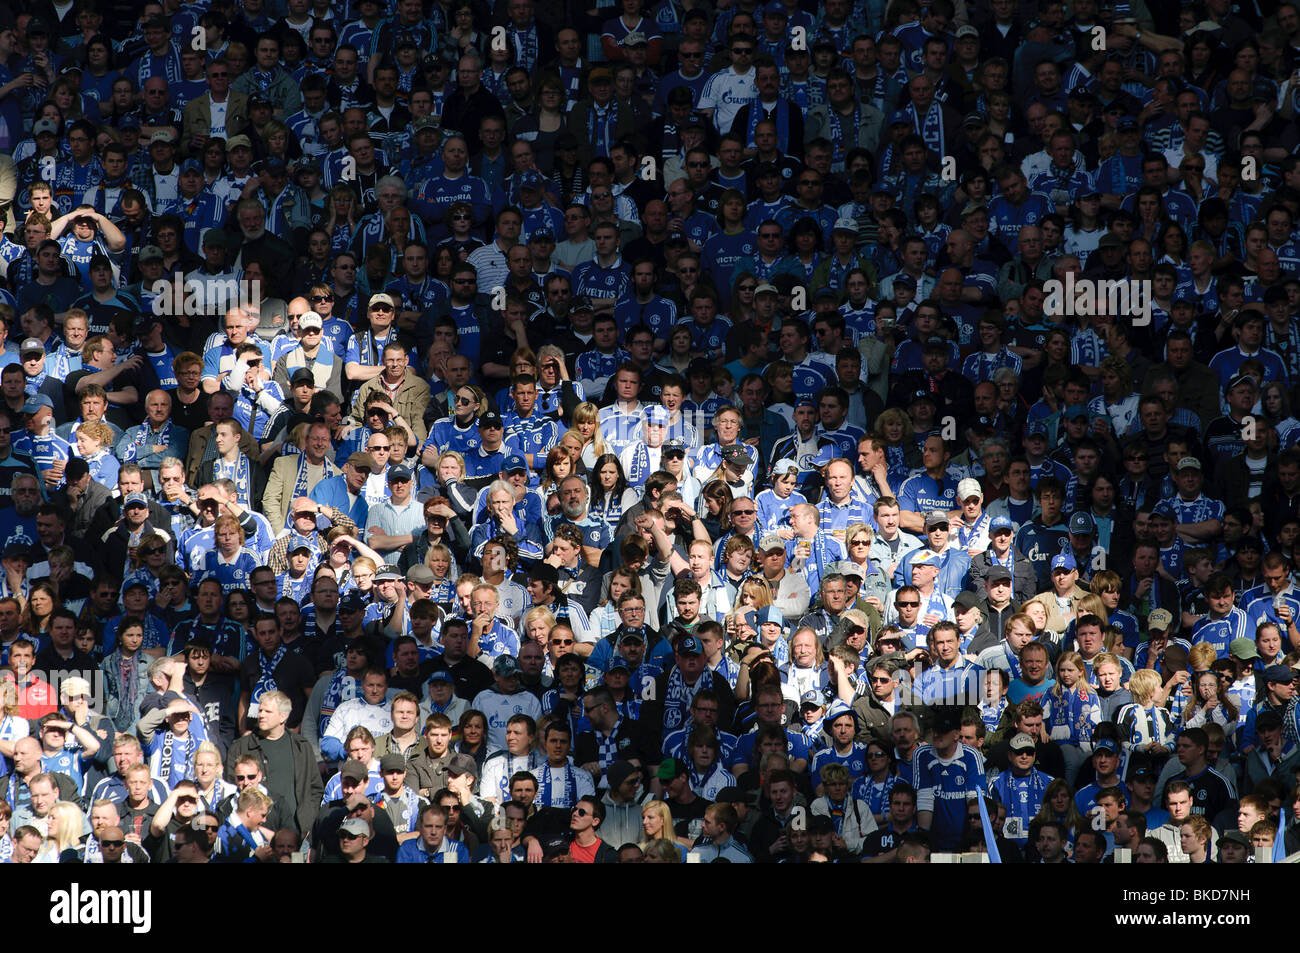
[538,761,578,807]
[213,454,252,508]
[747,98,792,152]
[585,102,620,160]
[826,103,861,169]
[286,455,338,528]
[509,24,540,71]
[252,644,287,705]
[910,101,944,158]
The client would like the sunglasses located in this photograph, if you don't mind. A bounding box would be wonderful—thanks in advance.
[571,807,591,816]
[895,601,919,608]
[99,840,125,848]
[731,509,755,516]
[370,303,393,312]
[139,547,163,556]
[451,213,472,221]
[310,294,334,302]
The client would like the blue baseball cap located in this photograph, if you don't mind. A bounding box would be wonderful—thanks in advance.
[824,699,857,726]
[339,590,368,611]
[889,110,911,125]
[644,404,669,425]
[519,169,546,189]
[428,670,454,685]
[122,492,149,508]
[1151,500,1176,520]
[386,464,413,482]
[606,656,631,673]
[502,453,528,474]
[1024,420,1049,439]
[990,515,1014,533]
[794,396,817,410]
[800,689,825,707]
[763,1,787,16]
[811,445,837,467]
[22,395,53,414]
[1051,552,1077,572]
[676,635,703,655]
[1068,511,1096,535]
[1063,404,1089,421]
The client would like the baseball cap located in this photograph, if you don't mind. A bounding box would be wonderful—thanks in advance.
[953,590,980,611]
[478,411,504,430]
[662,438,687,456]
[379,754,406,773]
[1024,420,1049,439]
[405,564,436,586]
[1264,664,1295,684]
[799,689,825,708]
[1150,500,1176,521]
[1063,404,1089,421]
[771,459,799,477]
[1069,511,1096,535]
[22,395,53,414]
[287,535,315,555]
[493,655,521,677]
[1229,637,1260,661]
[889,109,911,126]
[989,515,1013,534]
[19,338,44,356]
[339,760,368,783]
[368,292,395,309]
[1225,372,1256,394]
[1217,829,1250,849]
[656,757,688,781]
[346,451,377,471]
[386,464,413,483]
[606,760,639,790]
[1174,456,1202,473]
[1050,552,1077,572]
[644,404,669,425]
[831,217,859,235]
[759,533,784,553]
[721,444,751,466]
[338,817,371,838]
[910,550,937,567]
[427,670,454,686]
[588,66,613,83]
[447,752,478,779]
[520,169,546,189]
[1117,116,1139,132]
[179,157,202,174]
[957,478,983,501]
[954,24,979,38]
[298,310,323,331]
[754,605,786,628]
[339,591,368,612]
[618,629,646,644]
[606,656,630,674]
[32,118,58,137]
[149,130,175,147]
[1,542,29,560]
[122,492,149,509]
[676,635,703,655]
[754,282,778,295]
[619,30,647,46]
[924,510,950,529]
[1093,738,1119,754]
[201,229,229,249]
[986,565,1013,584]
[374,567,401,582]
[1147,608,1173,632]
[138,245,165,263]
[226,134,253,151]
[1009,732,1036,752]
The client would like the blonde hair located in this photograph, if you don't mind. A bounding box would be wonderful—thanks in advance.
[1128,669,1163,705]
[436,450,466,480]
[1188,642,1217,672]
[521,605,557,639]
[738,576,773,608]
[571,402,608,456]
[46,802,85,853]
[640,800,676,849]
[77,421,114,447]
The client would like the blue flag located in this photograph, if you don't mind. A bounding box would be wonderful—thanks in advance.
[1273,812,1287,864]
[977,795,1002,864]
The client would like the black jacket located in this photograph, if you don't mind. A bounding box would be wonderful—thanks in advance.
[224,730,324,836]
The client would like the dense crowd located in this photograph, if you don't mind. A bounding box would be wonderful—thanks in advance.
[2,0,1300,866]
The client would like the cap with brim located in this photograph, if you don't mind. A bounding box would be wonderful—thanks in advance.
[493,655,521,677]
[22,395,53,415]
[1229,637,1260,661]
[339,760,367,783]
[1098,232,1124,249]
[962,112,986,127]
[676,635,703,655]
[721,445,751,466]
[406,564,435,586]
[832,217,859,234]
[656,757,688,781]
[368,292,395,309]
[347,451,377,470]
[427,670,453,685]
[1050,552,1077,572]
[924,510,950,529]
[644,404,669,425]
[1264,664,1295,684]
[502,453,528,473]
[1217,829,1250,849]
[606,760,638,790]
[387,464,413,483]
[754,282,778,295]
[297,310,323,331]
[800,689,824,707]
[338,817,370,837]
[149,131,175,146]
[138,245,166,264]
[957,478,982,501]
[33,119,58,136]
[374,567,401,581]
[478,412,503,429]
[19,338,44,356]
[1009,732,1036,752]
[1069,511,1096,535]
[226,135,253,151]
[759,533,784,552]
[986,565,1013,583]
[662,439,686,456]
[1174,456,1202,473]
[1225,372,1255,394]
[447,752,478,779]
[201,229,229,249]
[953,590,980,611]
[989,515,1013,533]
[1146,608,1173,631]
[588,67,613,83]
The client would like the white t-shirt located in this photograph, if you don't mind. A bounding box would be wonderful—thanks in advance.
[699,67,757,134]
